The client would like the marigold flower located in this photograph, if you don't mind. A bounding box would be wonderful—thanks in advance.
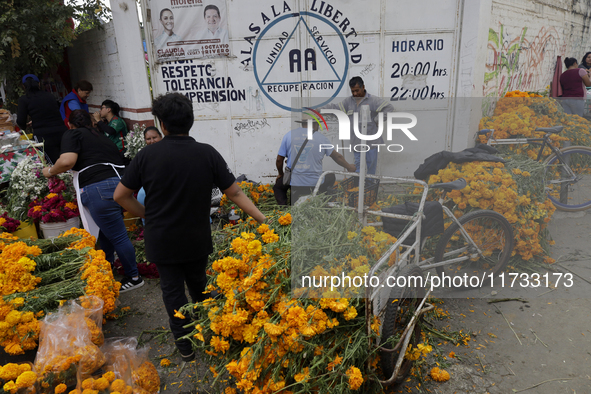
[430,367,451,382]
[15,370,37,388]
[110,379,126,392]
[173,310,186,319]
[55,383,68,393]
[346,366,364,390]
[156,358,170,367]
[278,213,292,225]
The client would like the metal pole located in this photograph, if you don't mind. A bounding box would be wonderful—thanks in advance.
[358,105,369,223]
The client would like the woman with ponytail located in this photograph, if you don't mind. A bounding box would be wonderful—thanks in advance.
[41,109,143,293]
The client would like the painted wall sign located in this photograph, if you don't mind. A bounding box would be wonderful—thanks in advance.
[240,1,363,112]
[159,60,246,103]
[386,33,454,103]
[151,0,231,62]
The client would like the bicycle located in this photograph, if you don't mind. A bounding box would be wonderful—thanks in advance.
[371,176,514,383]
[313,172,514,384]
[477,127,591,212]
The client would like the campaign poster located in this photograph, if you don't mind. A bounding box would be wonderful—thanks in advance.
[151,0,230,62]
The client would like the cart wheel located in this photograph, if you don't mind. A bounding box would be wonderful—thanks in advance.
[379,265,425,385]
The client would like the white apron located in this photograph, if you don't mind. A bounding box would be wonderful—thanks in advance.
[72,163,125,240]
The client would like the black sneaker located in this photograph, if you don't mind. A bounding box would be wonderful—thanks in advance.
[120,276,144,293]
[176,339,195,362]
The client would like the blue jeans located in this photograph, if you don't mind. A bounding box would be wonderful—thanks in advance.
[80,177,138,278]
[354,148,378,175]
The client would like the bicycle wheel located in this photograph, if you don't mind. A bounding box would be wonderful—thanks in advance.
[434,210,514,284]
[380,265,425,385]
[544,146,591,211]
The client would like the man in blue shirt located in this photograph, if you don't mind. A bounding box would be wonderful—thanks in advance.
[274,114,356,205]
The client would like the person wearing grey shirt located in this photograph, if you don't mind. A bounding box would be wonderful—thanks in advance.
[324,76,394,175]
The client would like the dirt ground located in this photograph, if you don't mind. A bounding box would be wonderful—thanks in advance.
[102,208,591,394]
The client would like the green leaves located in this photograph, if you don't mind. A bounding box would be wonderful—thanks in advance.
[0,0,111,111]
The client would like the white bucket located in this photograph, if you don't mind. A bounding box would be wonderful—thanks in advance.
[39,217,81,239]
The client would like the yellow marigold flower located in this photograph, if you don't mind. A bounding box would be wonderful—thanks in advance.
[343,306,358,320]
[110,379,126,392]
[102,371,116,382]
[46,193,58,199]
[246,240,262,256]
[263,322,285,336]
[173,309,186,319]
[15,371,37,388]
[448,351,456,358]
[261,230,279,244]
[278,213,292,225]
[3,381,17,392]
[430,367,451,382]
[294,367,309,382]
[93,377,109,391]
[417,343,432,355]
[210,336,230,353]
[81,378,94,390]
[55,383,68,393]
[347,231,357,239]
[160,358,171,367]
[65,202,78,210]
[327,355,343,371]
[241,232,255,241]
[257,223,269,234]
[361,226,376,235]
[346,366,364,390]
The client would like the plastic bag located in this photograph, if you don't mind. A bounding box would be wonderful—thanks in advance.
[34,302,105,393]
[99,337,160,394]
[68,296,105,346]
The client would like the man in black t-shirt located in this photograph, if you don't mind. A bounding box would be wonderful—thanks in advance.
[114,93,266,362]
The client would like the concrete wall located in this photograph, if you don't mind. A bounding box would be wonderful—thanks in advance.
[69,0,153,128]
[484,0,591,97]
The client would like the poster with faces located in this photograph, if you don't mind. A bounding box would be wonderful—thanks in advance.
[151,0,230,62]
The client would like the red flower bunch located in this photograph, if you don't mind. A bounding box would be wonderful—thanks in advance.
[27,177,79,223]
[0,212,21,232]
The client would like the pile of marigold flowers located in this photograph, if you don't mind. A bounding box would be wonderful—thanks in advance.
[178,203,415,393]
[0,229,120,355]
[424,156,555,263]
[479,90,591,158]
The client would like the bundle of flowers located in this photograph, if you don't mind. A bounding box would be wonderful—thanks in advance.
[425,156,555,263]
[5,156,47,222]
[0,212,20,233]
[181,202,408,393]
[124,123,147,160]
[0,363,37,394]
[219,181,276,214]
[27,177,79,223]
[0,229,119,355]
[478,90,591,159]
